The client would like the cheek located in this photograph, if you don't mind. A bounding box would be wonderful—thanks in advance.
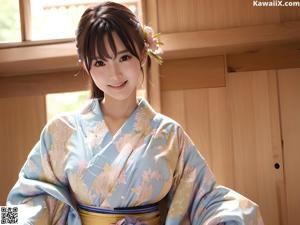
[90,70,106,86]
[123,61,141,77]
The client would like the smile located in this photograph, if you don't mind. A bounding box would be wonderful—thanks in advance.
[108,80,128,89]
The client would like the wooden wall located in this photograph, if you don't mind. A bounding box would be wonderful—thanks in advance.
[157,0,300,33]
[0,96,46,205]
[154,0,300,225]
[161,65,300,225]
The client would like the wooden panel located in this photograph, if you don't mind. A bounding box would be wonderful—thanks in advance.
[0,42,76,62]
[159,66,287,224]
[158,0,280,33]
[160,21,300,60]
[0,55,78,77]
[228,70,286,225]
[161,90,186,129]
[280,1,300,22]
[0,96,46,205]
[160,56,225,91]
[0,42,78,76]
[162,88,235,188]
[185,88,235,187]
[227,42,300,72]
[206,87,235,187]
[0,70,89,98]
[278,68,300,225]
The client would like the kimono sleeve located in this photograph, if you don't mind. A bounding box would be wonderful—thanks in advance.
[164,126,264,225]
[6,116,80,225]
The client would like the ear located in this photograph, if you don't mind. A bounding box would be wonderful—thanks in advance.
[78,59,89,72]
[78,59,84,68]
[78,59,91,76]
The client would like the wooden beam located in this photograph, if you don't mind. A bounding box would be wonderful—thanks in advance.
[227,42,300,72]
[0,70,89,98]
[0,55,78,77]
[160,56,225,91]
[0,42,76,63]
[0,42,78,76]
[1,21,299,77]
[0,38,74,49]
[161,21,300,59]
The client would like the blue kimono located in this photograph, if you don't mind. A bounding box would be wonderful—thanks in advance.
[7,97,264,225]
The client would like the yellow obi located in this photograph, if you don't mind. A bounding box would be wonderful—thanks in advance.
[78,203,161,225]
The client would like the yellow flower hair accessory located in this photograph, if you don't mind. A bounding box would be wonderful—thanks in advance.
[142,25,163,65]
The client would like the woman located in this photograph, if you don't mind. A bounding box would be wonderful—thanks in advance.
[7,2,264,225]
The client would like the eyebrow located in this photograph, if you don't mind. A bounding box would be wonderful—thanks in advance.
[94,50,129,60]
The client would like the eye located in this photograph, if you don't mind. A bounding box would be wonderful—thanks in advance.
[120,54,132,62]
[94,60,105,67]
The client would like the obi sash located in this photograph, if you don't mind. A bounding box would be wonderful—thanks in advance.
[78,203,161,225]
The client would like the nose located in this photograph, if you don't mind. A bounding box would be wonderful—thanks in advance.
[110,63,123,81]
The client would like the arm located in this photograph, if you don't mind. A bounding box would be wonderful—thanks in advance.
[7,116,80,225]
[164,126,264,225]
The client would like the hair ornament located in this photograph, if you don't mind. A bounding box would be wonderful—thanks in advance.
[142,25,163,65]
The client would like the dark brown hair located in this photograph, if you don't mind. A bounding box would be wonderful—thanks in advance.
[76,1,149,99]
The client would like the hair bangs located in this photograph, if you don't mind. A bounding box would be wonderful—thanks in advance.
[115,23,140,60]
[85,18,142,72]
[94,20,116,61]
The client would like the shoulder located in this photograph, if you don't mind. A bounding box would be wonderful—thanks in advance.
[42,99,95,136]
[154,113,188,141]
[156,113,196,146]
[155,113,204,161]
[156,113,191,133]
[39,112,77,144]
[155,113,182,130]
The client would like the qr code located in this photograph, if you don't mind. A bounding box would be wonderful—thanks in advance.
[1,207,18,224]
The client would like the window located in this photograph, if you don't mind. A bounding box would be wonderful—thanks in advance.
[30,0,140,40]
[0,0,21,42]
[46,90,89,121]
[0,0,141,44]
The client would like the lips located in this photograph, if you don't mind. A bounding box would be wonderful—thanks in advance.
[108,80,128,88]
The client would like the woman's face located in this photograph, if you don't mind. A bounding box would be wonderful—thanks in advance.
[88,32,143,101]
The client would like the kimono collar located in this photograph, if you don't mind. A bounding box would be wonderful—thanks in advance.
[76,96,158,143]
[78,97,158,138]
[89,96,157,119]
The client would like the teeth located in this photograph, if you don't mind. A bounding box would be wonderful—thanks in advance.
[111,81,126,87]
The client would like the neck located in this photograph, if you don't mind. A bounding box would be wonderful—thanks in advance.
[100,93,138,119]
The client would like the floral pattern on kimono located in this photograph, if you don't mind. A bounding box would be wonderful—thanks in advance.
[7,97,264,225]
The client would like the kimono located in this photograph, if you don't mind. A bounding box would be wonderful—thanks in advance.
[7,97,264,225]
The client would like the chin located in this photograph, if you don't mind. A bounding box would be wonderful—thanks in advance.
[106,92,135,101]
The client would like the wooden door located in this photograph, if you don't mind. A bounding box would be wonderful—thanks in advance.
[161,66,285,225]
[278,68,300,225]
[228,71,286,225]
